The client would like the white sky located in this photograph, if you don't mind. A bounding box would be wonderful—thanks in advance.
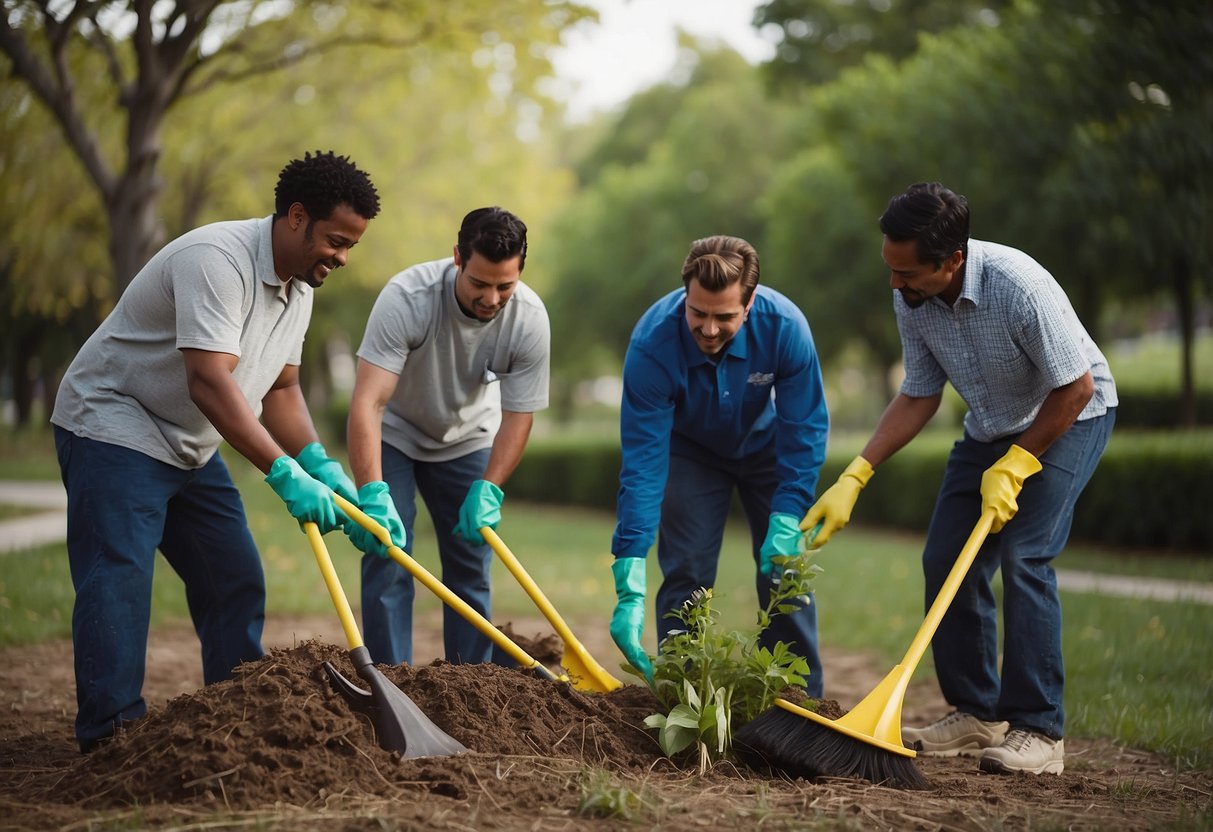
[549,0,776,123]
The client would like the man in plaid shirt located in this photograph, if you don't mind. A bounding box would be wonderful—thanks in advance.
[802,182,1116,776]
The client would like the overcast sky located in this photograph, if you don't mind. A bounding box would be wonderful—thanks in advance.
[549,0,776,122]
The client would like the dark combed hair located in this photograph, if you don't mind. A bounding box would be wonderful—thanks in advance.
[879,182,969,266]
[274,150,380,221]
[456,207,528,269]
[681,235,761,304]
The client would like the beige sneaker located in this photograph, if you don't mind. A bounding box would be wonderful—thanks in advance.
[902,710,1010,757]
[979,729,1065,775]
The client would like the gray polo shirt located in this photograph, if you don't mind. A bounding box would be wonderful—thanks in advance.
[357,257,550,462]
[52,216,312,468]
[896,239,1117,442]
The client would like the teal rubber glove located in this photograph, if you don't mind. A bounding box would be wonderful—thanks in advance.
[265,456,341,534]
[295,442,358,504]
[452,479,504,542]
[609,557,654,685]
[344,481,407,559]
[759,512,804,579]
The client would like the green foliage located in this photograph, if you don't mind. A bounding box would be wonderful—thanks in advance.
[576,769,654,821]
[643,556,817,771]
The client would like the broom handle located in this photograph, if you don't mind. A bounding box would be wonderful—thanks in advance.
[898,509,996,672]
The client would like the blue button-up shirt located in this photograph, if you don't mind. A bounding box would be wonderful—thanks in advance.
[896,239,1117,442]
[611,286,829,558]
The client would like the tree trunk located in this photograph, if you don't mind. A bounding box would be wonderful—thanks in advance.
[1173,253,1196,427]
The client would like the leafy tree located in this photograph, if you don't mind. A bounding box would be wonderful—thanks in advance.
[755,0,1013,89]
[0,0,592,300]
[0,0,590,425]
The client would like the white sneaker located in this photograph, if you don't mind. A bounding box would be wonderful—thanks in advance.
[979,729,1065,775]
[902,710,1010,757]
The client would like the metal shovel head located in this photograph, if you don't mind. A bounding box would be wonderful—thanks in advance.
[323,660,468,758]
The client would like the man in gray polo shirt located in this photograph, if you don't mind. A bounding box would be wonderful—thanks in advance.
[801,182,1116,776]
[346,206,550,666]
[51,151,380,752]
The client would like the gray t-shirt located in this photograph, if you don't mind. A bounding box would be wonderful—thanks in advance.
[357,257,550,462]
[52,216,312,468]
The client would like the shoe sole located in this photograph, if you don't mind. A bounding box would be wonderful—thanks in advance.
[979,756,1064,775]
[907,734,1007,758]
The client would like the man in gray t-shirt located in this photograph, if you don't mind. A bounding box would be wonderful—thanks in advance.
[51,151,380,753]
[346,206,550,666]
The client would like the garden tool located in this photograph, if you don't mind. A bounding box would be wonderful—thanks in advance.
[481,527,622,692]
[735,508,998,789]
[304,521,467,758]
[331,493,566,684]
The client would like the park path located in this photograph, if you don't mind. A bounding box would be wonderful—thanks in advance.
[1,479,1211,605]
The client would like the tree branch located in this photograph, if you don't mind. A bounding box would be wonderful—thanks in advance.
[0,5,116,198]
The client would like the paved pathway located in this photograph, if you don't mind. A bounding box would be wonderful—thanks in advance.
[0,480,1210,605]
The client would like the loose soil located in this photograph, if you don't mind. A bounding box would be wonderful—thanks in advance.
[1,613,1208,831]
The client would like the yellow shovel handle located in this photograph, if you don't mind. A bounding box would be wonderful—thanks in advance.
[304,522,363,650]
[480,527,580,647]
[332,493,563,680]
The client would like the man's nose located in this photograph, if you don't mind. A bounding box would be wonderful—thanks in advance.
[334,247,349,267]
[702,318,719,336]
[888,272,903,290]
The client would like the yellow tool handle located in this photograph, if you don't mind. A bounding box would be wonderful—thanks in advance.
[304,522,363,650]
[899,508,996,675]
[332,493,564,681]
[480,527,582,648]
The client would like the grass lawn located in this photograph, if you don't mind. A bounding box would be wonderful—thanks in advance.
[3,439,1210,771]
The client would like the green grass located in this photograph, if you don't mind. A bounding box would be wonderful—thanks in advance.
[2,431,1210,771]
[1104,330,1213,393]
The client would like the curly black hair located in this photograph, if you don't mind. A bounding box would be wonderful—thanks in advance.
[274,150,380,221]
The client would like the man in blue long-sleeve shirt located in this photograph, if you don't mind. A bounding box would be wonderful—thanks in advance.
[609,235,830,695]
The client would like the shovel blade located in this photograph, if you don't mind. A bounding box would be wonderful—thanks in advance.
[323,660,467,758]
[561,644,623,693]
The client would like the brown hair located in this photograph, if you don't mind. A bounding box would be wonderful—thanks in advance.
[681,235,760,305]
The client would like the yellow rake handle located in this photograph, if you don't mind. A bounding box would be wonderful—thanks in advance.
[304,522,363,651]
[331,493,565,683]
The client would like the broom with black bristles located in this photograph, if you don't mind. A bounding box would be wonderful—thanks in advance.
[734,508,997,790]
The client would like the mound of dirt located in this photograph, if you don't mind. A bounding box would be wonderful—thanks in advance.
[19,641,665,810]
[1,618,1208,831]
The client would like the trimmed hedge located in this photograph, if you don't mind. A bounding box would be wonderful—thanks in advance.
[511,431,1213,552]
[1111,391,1213,428]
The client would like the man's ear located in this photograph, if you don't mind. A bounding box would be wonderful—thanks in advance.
[289,202,308,232]
[452,245,463,269]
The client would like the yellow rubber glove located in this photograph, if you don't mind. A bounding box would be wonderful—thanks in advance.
[799,456,874,547]
[980,444,1043,532]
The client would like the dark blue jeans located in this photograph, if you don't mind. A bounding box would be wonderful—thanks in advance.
[922,410,1115,739]
[54,428,265,750]
[361,442,494,665]
[655,445,824,698]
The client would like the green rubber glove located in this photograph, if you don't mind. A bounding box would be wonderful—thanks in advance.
[609,557,654,685]
[981,444,1042,533]
[759,512,804,578]
[799,455,874,547]
[344,481,407,558]
[452,479,504,542]
[265,455,341,534]
[295,442,358,504]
